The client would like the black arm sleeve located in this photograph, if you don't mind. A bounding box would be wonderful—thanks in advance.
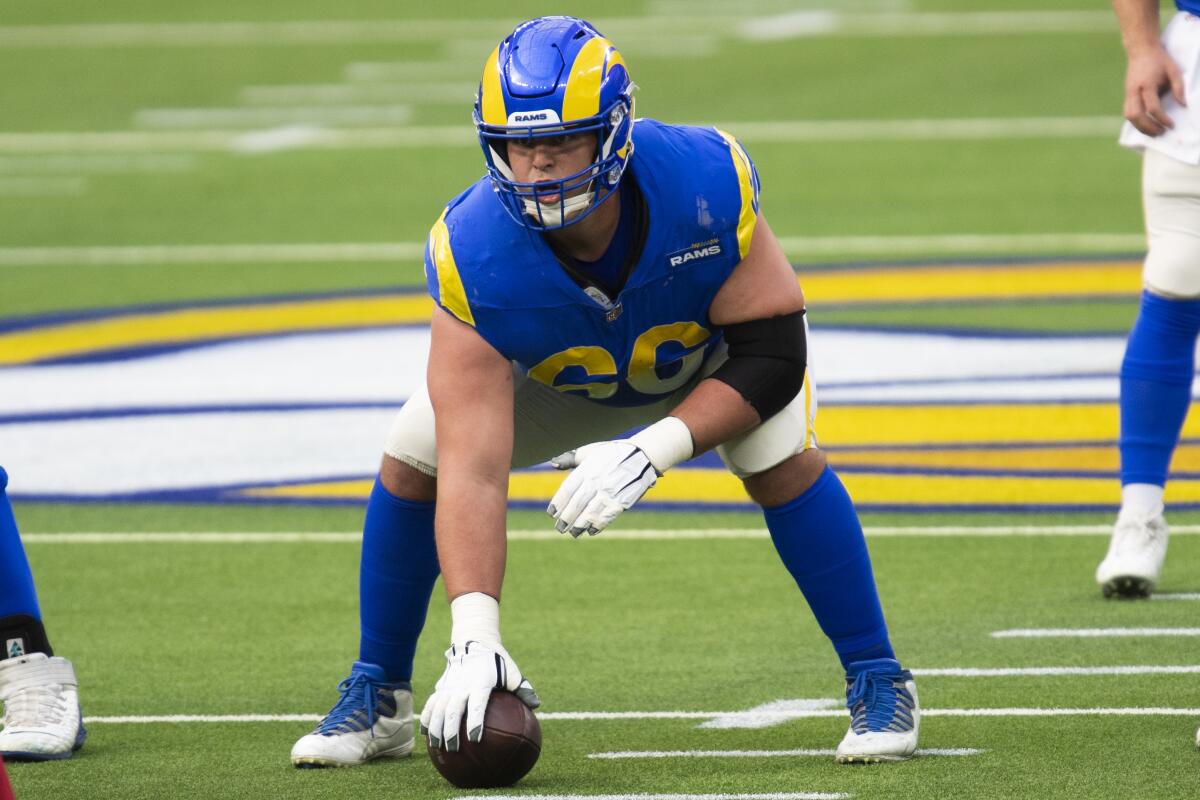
[709,309,807,421]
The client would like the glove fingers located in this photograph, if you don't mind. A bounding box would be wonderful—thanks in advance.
[548,470,583,520]
[549,450,578,470]
[569,493,610,537]
[430,689,458,749]
[555,481,596,534]
[418,691,437,736]
[591,495,627,535]
[442,690,469,752]
[514,680,541,709]
[465,688,492,743]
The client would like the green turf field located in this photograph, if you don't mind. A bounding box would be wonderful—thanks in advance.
[3,1,1199,798]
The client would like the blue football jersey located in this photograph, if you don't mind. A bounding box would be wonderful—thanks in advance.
[424,119,761,407]
[1180,1,1200,15]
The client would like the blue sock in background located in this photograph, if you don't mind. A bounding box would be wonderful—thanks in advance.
[762,466,895,670]
[0,466,42,621]
[1120,291,1200,487]
[358,479,440,683]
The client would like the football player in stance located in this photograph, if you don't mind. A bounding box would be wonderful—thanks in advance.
[1098,0,1200,599]
[292,16,918,768]
[0,467,85,760]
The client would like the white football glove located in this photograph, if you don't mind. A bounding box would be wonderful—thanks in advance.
[419,641,540,752]
[547,441,659,537]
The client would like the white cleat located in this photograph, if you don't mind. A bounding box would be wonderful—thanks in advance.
[1096,511,1168,598]
[835,658,919,764]
[0,653,86,761]
[291,661,414,768]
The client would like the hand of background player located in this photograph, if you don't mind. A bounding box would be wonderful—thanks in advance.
[419,641,540,752]
[1124,45,1187,136]
[547,440,658,536]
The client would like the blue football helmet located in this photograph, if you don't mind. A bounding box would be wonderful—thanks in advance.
[473,16,635,231]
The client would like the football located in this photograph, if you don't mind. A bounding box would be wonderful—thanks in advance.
[427,690,542,788]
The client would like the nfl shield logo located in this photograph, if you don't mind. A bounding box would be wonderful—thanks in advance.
[5,638,24,658]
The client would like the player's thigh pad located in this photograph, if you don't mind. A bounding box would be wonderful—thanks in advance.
[700,341,819,479]
[1143,148,1200,298]
[383,367,676,474]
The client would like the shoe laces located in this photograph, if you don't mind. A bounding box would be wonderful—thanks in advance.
[846,669,915,734]
[2,683,71,730]
[314,673,396,737]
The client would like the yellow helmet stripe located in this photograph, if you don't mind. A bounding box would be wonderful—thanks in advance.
[429,209,475,326]
[562,37,621,122]
[716,129,758,260]
[479,46,507,126]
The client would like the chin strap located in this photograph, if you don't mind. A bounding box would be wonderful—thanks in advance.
[521,191,594,227]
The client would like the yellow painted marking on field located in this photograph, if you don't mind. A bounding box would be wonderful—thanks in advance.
[0,294,434,365]
[0,260,1143,364]
[238,403,1200,509]
[834,443,1200,472]
[799,260,1141,305]
[823,404,1113,445]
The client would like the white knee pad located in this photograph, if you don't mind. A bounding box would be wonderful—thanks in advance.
[1143,149,1200,298]
[383,384,438,476]
[716,373,818,479]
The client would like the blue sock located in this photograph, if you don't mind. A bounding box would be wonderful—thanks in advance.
[358,479,440,683]
[763,466,895,670]
[0,466,41,620]
[0,466,53,658]
[1120,292,1200,486]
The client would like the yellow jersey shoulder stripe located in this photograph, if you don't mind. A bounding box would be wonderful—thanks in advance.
[715,128,758,260]
[428,209,476,327]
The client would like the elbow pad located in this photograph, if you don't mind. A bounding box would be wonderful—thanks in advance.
[709,310,807,421]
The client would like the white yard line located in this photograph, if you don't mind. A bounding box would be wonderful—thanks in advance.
[0,153,195,174]
[240,83,474,106]
[0,177,86,196]
[912,665,1200,677]
[0,242,425,267]
[773,233,1143,256]
[345,61,479,82]
[0,12,1113,48]
[588,748,983,759]
[21,527,1200,544]
[727,117,1120,142]
[738,10,1114,40]
[992,628,1200,638]
[1152,593,1200,601]
[450,795,850,800]
[0,233,1145,269]
[81,707,1200,725]
[134,105,412,129]
[0,117,1123,155]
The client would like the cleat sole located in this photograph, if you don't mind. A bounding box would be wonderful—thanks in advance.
[836,753,912,765]
[1101,575,1154,599]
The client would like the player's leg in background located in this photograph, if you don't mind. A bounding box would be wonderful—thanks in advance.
[716,373,918,764]
[1098,149,1200,598]
[0,466,85,761]
[292,387,440,768]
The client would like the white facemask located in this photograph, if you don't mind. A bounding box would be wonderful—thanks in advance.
[521,191,594,227]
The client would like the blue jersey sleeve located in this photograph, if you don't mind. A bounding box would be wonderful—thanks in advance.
[423,207,477,328]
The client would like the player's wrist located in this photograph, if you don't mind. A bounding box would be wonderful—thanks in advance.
[629,415,694,474]
[450,591,502,648]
